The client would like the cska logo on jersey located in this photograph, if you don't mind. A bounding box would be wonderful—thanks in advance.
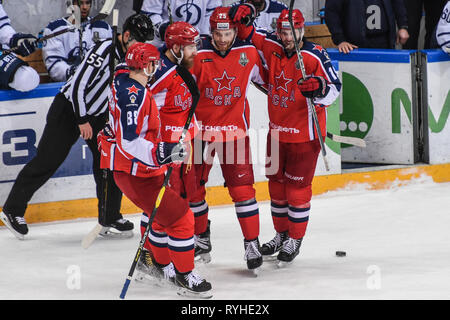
[275,71,292,93]
[127,85,140,95]
[214,70,235,92]
[239,52,249,67]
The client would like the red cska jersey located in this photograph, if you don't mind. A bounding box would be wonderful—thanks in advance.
[102,69,166,178]
[150,48,198,143]
[191,36,265,142]
[246,28,341,143]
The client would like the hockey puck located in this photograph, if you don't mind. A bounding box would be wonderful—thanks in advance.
[335,251,346,257]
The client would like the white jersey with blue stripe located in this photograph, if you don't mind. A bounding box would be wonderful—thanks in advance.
[42,16,112,82]
[436,2,450,54]
[141,0,222,35]
[231,0,288,33]
[0,4,16,47]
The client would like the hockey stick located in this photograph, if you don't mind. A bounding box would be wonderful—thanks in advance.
[81,8,120,250]
[288,0,329,171]
[250,82,366,148]
[119,65,200,300]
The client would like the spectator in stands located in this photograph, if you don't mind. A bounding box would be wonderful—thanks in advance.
[325,0,409,53]
[403,0,447,49]
[138,0,222,47]
[0,2,39,92]
[230,0,288,33]
[42,0,111,82]
[435,1,450,54]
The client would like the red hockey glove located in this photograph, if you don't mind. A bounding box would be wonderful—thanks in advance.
[229,4,257,26]
[297,76,329,99]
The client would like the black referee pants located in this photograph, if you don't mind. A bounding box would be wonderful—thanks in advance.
[3,93,123,225]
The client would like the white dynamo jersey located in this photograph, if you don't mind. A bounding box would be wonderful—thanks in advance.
[141,0,222,35]
[42,16,112,82]
[436,2,450,54]
[231,0,288,33]
[0,4,16,47]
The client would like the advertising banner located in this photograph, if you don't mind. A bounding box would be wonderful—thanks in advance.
[328,49,417,164]
[423,50,450,164]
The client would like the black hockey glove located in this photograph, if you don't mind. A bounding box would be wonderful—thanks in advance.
[229,3,257,27]
[297,76,329,99]
[156,142,187,165]
[9,33,37,57]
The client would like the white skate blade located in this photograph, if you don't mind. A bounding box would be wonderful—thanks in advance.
[276,260,293,269]
[135,271,176,289]
[249,267,260,277]
[177,287,213,299]
[99,227,133,239]
[194,252,211,264]
[262,254,278,262]
[81,224,103,249]
[0,211,25,240]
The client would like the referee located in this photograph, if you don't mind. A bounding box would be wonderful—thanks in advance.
[0,14,154,240]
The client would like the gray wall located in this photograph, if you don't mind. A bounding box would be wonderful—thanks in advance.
[3,0,324,36]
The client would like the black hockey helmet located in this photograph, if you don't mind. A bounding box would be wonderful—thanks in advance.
[122,13,154,42]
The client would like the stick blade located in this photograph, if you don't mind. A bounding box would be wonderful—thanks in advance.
[81,224,103,249]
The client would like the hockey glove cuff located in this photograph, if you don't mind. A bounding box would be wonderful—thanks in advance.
[155,142,187,166]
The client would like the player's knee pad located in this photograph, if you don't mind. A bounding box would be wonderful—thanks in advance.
[285,184,312,207]
[268,180,287,203]
[228,184,255,203]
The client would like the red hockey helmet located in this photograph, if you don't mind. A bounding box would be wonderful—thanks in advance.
[165,21,201,49]
[210,6,237,31]
[277,9,305,30]
[126,42,160,70]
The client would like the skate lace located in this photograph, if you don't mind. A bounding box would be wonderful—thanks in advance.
[281,238,300,255]
[266,232,284,249]
[194,235,210,250]
[162,263,176,280]
[15,216,26,225]
[244,240,262,261]
[185,271,204,288]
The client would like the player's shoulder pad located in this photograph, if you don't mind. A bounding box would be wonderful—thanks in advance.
[89,19,111,30]
[266,0,288,13]
[302,40,332,63]
[46,18,69,31]
[117,76,146,108]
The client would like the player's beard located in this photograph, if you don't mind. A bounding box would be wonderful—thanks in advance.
[182,55,195,69]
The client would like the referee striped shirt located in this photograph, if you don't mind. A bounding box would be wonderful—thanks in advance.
[61,38,125,124]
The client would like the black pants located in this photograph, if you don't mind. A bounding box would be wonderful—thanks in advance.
[3,93,123,225]
[404,0,447,49]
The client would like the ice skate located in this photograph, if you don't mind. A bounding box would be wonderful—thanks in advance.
[260,231,288,261]
[277,237,303,268]
[135,250,176,288]
[175,270,213,299]
[99,218,134,239]
[0,211,28,240]
[194,220,212,263]
[244,238,263,276]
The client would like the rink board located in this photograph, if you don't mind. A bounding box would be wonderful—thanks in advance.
[422,50,450,164]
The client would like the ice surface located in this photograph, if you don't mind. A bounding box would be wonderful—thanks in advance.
[1,180,450,300]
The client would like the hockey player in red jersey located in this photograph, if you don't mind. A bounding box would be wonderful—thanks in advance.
[98,42,212,296]
[190,6,266,273]
[230,6,341,265]
[136,22,203,283]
